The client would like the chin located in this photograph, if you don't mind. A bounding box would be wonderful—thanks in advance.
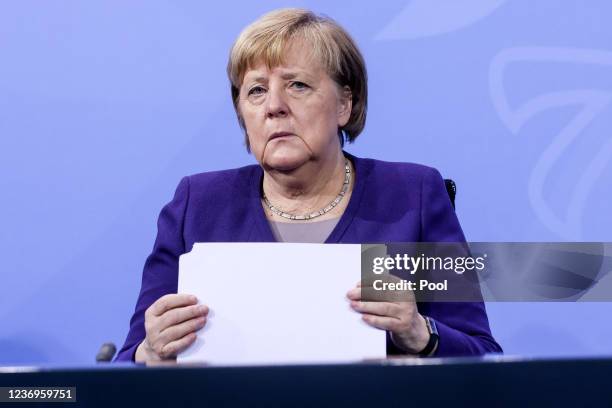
[264,147,310,172]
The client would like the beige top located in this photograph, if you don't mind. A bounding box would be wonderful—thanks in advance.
[268,217,341,243]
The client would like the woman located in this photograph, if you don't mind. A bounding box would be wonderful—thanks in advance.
[116,8,501,362]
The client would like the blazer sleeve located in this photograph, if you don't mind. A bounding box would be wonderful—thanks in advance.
[114,177,190,362]
[417,167,502,357]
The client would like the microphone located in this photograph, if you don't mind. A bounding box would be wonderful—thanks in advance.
[96,342,117,362]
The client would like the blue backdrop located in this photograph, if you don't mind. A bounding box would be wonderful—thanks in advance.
[1,0,611,364]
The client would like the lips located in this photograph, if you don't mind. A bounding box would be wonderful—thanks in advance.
[269,131,294,140]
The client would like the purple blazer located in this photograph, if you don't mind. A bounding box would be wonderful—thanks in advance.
[116,153,502,361]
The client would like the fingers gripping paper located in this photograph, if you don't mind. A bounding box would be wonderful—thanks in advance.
[178,243,384,365]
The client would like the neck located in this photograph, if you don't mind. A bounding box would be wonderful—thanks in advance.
[262,150,348,214]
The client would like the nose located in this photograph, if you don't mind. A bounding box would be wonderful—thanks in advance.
[265,86,289,119]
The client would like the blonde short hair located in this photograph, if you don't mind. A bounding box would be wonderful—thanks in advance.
[227,8,368,149]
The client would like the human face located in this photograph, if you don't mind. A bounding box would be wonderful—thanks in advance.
[238,42,352,172]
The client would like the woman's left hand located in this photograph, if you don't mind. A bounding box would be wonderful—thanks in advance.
[346,281,430,354]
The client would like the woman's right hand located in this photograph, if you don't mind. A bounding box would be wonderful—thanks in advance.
[135,294,209,362]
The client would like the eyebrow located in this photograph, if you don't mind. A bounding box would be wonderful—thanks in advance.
[245,71,310,84]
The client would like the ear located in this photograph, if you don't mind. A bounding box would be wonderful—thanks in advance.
[337,86,352,127]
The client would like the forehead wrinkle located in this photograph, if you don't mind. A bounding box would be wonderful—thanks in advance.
[242,67,319,86]
[240,36,325,82]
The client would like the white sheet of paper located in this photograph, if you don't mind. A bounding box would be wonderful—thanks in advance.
[177,242,384,365]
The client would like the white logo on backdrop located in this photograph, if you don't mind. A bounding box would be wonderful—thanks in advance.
[376,1,612,239]
[489,48,612,239]
[376,0,507,40]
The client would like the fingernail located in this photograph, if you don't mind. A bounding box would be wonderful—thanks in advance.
[198,305,208,314]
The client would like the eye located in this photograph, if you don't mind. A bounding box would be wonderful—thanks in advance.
[247,86,266,96]
[290,81,309,90]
